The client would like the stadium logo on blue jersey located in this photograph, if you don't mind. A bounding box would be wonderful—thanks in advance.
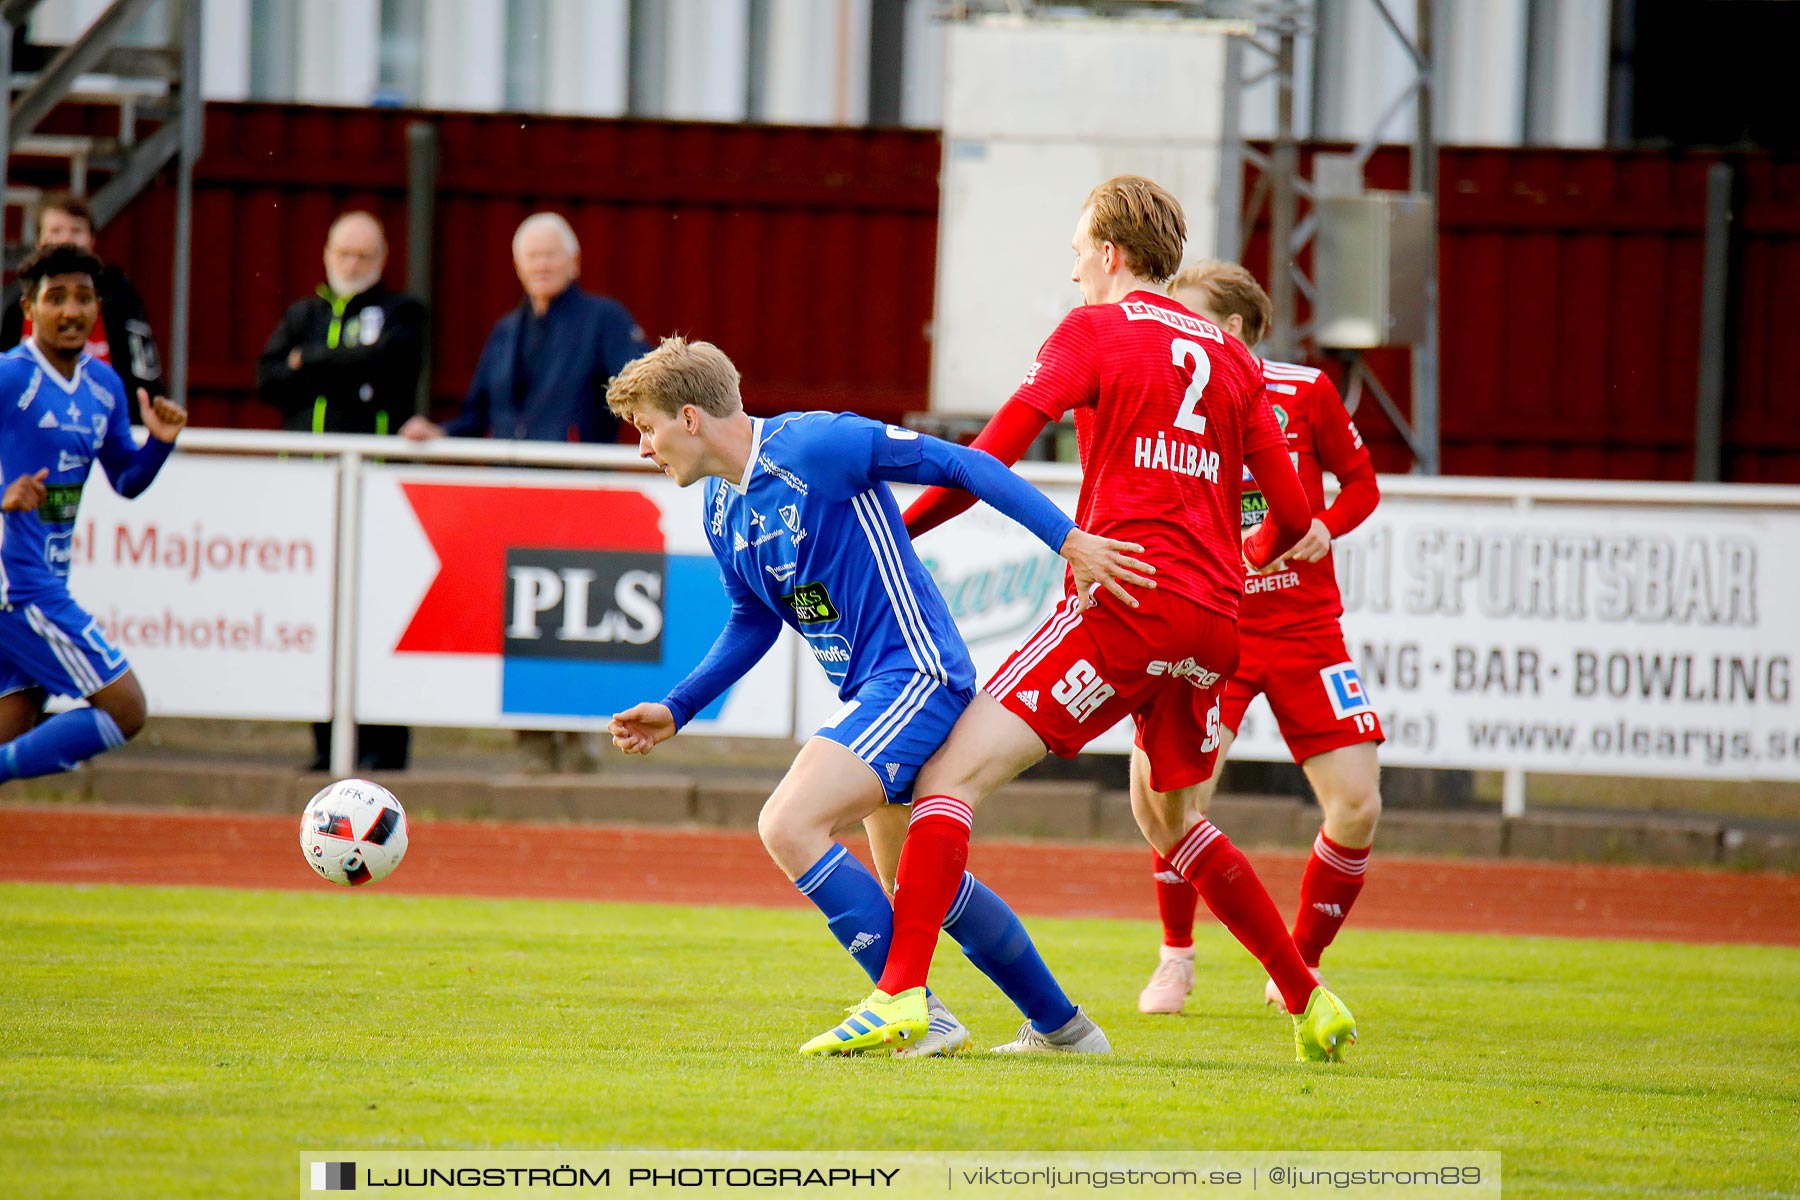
[1321,662,1371,719]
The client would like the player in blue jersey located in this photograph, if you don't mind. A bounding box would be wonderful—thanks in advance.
[605,337,1153,1056]
[0,244,186,783]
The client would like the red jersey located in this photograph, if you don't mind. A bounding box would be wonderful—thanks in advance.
[1012,290,1286,619]
[1238,359,1379,635]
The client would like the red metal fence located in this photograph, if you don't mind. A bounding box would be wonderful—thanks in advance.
[1240,145,1800,481]
[77,103,939,430]
[33,102,1800,481]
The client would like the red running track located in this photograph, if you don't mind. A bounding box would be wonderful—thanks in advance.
[2,805,1796,947]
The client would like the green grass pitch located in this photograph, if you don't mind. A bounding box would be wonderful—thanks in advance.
[1,882,1794,1198]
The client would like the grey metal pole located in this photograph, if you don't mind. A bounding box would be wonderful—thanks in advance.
[169,0,203,406]
[1215,34,1245,265]
[329,451,364,779]
[405,120,438,418]
[1267,27,1298,362]
[1693,162,1735,483]
[1410,0,1440,474]
[0,17,13,204]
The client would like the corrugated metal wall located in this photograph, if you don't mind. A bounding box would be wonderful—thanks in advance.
[39,102,1800,480]
[83,102,939,431]
[1242,145,1800,481]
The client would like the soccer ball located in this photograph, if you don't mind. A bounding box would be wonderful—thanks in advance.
[300,779,409,886]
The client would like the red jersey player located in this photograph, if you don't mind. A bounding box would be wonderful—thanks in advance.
[797,176,1357,1064]
[1136,261,1384,1017]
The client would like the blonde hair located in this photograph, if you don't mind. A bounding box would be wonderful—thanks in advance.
[606,335,742,420]
[1168,259,1274,348]
[1082,176,1186,283]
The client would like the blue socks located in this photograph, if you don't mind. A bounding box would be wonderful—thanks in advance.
[793,846,1079,1033]
[795,844,894,984]
[0,707,125,783]
[942,872,1079,1033]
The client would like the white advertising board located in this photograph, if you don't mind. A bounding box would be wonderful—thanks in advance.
[354,464,796,734]
[828,479,1800,782]
[63,456,337,719]
[1275,492,1800,781]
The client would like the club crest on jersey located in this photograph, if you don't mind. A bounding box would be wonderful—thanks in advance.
[1321,662,1371,719]
[779,504,803,534]
[1272,404,1289,432]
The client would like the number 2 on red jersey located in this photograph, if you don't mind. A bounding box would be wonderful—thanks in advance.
[1171,337,1212,434]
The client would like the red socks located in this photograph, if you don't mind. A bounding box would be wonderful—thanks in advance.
[875,796,972,997]
[1151,851,1199,949]
[1293,831,1369,967]
[1168,819,1318,1013]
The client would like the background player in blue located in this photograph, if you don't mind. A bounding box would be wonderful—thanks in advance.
[604,337,1154,1056]
[0,244,186,783]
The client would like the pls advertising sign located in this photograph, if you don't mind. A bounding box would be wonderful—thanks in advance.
[354,465,795,734]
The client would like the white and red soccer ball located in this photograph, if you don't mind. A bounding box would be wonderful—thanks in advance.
[300,779,409,886]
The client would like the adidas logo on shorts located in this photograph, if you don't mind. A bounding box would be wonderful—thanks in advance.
[847,932,882,955]
[885,763,900,783]
[1015,689,1039,712]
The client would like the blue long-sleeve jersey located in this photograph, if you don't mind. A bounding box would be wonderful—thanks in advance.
[0,342,174,606]
[663,411,1076,729]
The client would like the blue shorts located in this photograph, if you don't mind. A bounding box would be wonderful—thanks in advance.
[0,592,130,701]
[812,671,975,804]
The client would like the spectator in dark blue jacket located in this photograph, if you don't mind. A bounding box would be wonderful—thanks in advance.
[400,212,649,444]
[400,212,649,774]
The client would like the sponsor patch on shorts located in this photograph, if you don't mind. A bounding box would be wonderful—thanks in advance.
[1321,661,1371,719]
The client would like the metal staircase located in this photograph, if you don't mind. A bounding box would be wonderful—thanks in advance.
[1,0,201,400]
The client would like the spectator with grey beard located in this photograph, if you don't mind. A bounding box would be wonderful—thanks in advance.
[257,210,426,436]
[258,211,425,771]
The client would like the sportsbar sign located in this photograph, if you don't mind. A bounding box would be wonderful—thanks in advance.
[905,478,1800,781]
[1229,492,1800,781]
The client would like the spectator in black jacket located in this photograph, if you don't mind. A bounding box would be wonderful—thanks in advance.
[1,193,163,423]
[256,211,426,435]
[258,210,422,771]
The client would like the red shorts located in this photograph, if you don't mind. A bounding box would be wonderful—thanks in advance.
[1221,624,1385,764]
[987,588,1238,794]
